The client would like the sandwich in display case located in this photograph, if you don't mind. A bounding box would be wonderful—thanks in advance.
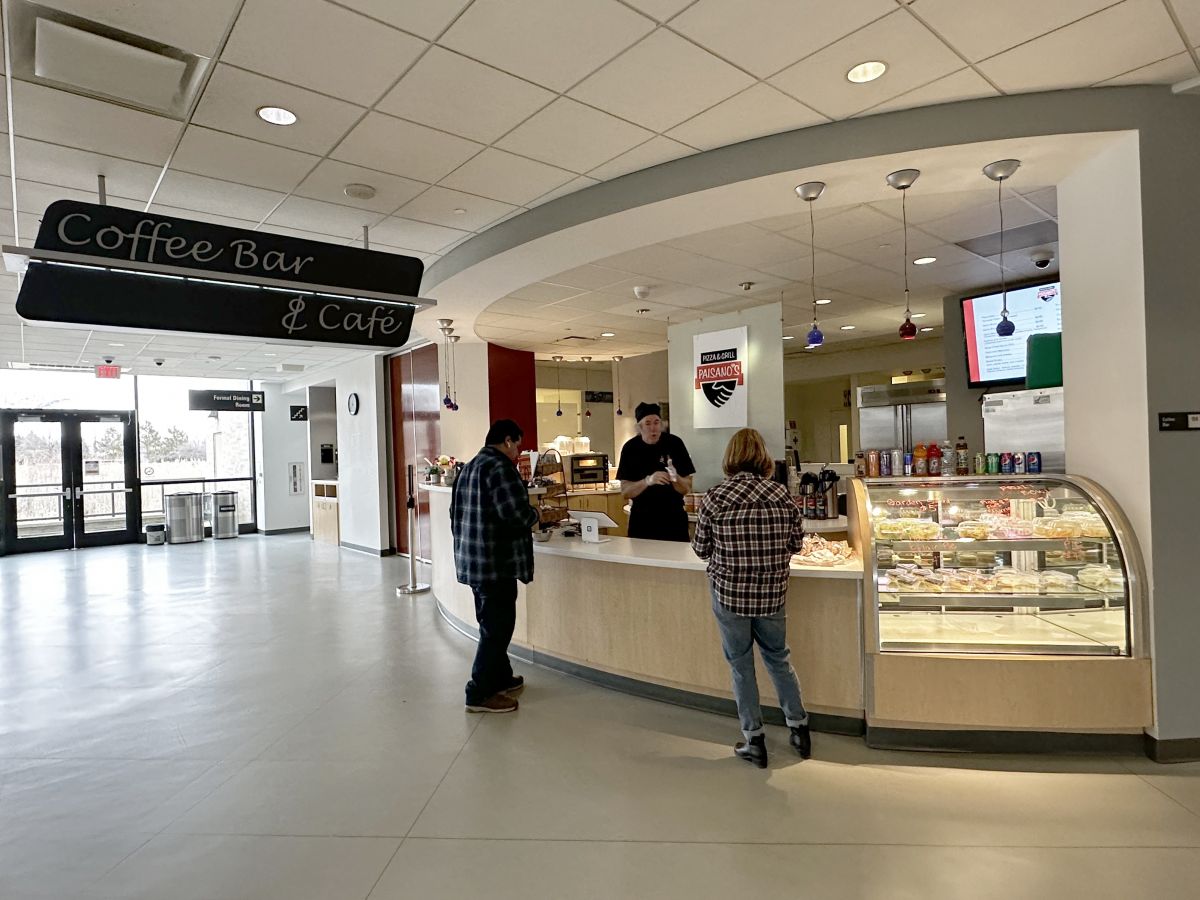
[859,475,1141,657]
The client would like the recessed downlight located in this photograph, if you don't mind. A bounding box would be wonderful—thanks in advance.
[847,60,887,84]
[453,208,467,215]
[913,256,937,265]
[840,325,856,331]
[600,331,616,337]
[911,313,927,319]
[816,297,832,305]
[782,335,796,340]
[257,106,297,126]
[920,326,934,332]
[108,342,125,347]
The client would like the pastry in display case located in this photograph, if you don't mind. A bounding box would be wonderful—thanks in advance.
[858,475,1141,657]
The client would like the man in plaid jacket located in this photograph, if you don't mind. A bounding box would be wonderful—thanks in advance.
[450,419,539,714]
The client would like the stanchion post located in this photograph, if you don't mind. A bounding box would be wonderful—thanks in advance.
[396,463,431,596]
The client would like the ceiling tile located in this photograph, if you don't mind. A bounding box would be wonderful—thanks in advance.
[755,249,862,281]
[13,138,162,201]
[769,10,963,118]
[191,64,365,156]
[172,126,317,192]
[222,0,427,105]
[12,81,178,164]
[1096,51,1200,86]
[509,282,588,303]
[1019,187,1058,218]
[146,204,259,230]
[570,29,755,131]
[334,0,472,39]
[395,186,516,231]
[498,98,653,173]
[15,179,133,217]
[264,196,385,239]
[332,112,482,183]
[919,194,1052,242]
[440,0,655,92]
[673,0,896,78]
[1177,1,1200,45]
[40,0,242,56]
[783,204,901,249]
[866,188,996,224]
[855,67,999,117]
[377,47,556,144]
[153,171,285,221]
[977,0,1185,93]
[367,217,471,253]
[295,159,425,214]
[586,136,695,181]
[544,265,631,291]
[440,149,575,206]
[667,83,828,150]
[621,0,695,22]
[910,0,1116,62]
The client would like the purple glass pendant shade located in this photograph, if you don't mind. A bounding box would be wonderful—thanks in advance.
[996,314,1016,337]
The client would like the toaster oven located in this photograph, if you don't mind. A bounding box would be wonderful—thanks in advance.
[568,453,609,486]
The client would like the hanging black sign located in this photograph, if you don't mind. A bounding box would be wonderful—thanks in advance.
[584,391,614,403]
[14,200,424,349]
[1158,412,1200,431]
[189,390,265,412]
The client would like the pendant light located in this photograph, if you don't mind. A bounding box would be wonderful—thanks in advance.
[795,181,826,347]
[580,356,592,418]
[439,324,455,407]
[886,168,921,340]
[552,355,564,417]
[983,158,1021,337]
[613,356,624,416]
[447,335,460,410]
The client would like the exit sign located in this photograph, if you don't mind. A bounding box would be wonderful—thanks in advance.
[95,364,121,379]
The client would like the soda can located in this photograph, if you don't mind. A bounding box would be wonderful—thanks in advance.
[974,452,987,475]
[1026,451,1042,474]
[890,449,904,476]
[867,449,881,478]
[879,449,892,476]
[986,453,1000,475]
[904,452,914,476]
[1014,451,1026,474]
[999,452,1014,474]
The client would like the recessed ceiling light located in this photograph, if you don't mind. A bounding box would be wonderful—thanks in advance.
[804,344,817,350]
[920,327,934,332]
[816,298,832,305]
[108,342,124,347]
[257,106,297,126]
[911,313,927,319]
[235,367,247,370]
[453,208,467,215]
[782,335,796,340]
[600,331,616,337]
[878,243,892,249]
[847,60,887,84]
[264,353,277,357]
[840,325,856,331]
[913,256,937,265]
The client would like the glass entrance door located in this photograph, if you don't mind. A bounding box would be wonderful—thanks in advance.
[0,410,140,554]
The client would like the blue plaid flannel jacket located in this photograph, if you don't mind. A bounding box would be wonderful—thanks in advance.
[450,446,539,586]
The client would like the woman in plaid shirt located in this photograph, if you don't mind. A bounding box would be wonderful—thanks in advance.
[692,428,811,768]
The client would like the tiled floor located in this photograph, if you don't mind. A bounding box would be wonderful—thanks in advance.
[2,535,1198,899]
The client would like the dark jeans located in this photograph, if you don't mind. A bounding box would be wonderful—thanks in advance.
[465,579,518,705]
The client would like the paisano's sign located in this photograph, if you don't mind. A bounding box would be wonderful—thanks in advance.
[12,200,428,349]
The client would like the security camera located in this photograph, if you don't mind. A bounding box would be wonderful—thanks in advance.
[102,356,114,365]
[633,285,650,300]
[1030,249,1055,270]
[153,358,164,367]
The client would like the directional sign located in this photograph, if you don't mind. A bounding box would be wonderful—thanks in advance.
[290,405,308,421]
[188,390,265,412]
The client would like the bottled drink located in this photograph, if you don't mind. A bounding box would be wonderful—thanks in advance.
[666,456,678,482]
[927,441,942,476]
[955,436,970,476]
[913,443,928,476]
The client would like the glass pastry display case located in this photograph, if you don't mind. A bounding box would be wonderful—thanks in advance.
[860,475,1142,657]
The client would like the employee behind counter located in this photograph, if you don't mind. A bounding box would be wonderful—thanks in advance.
[617,402,695,542]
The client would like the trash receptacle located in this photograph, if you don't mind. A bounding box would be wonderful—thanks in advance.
[165,492,204,543]
[210,490,239,539]
[144,523,166,545]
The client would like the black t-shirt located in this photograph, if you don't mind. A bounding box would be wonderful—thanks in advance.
[617,433,696,541]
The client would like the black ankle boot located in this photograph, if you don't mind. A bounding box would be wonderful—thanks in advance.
[789,724,812,759]
[734,734,767,768]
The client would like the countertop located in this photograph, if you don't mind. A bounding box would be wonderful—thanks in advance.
[532,532,862,580]
[421,483,623,496]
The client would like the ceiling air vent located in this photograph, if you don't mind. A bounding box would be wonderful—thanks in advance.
[955,220,1058,258]
[8,0,210,119]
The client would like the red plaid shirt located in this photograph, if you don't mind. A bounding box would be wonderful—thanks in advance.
[692,472,803,616]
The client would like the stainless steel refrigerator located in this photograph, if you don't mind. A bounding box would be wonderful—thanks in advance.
[982,386,1065,473]
[857,380,947,452]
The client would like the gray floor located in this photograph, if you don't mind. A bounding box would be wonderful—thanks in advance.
[2,535,1199,899]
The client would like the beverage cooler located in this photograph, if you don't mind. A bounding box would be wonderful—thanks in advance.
[857,380,947,453]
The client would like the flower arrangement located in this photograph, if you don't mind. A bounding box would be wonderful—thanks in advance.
[424,455,456,482]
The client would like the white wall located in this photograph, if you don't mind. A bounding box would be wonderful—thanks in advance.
[253,382,311,533]
[437,341,491,459]
[667,303,784,491]
[307,386,338,480]
[534,361,614,457]
[614,350,668,450]
[332,354,391,553]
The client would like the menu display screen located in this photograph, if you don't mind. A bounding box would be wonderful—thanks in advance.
[962,282,1061,387]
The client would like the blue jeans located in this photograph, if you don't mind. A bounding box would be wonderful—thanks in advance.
[710,586,808,740]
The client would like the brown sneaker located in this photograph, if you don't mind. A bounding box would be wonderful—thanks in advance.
[501,675,525,696]
[465,693,519,714]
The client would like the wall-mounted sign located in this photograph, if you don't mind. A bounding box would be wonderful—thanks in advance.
[13,200,426,349]
[84,460,100,475]
[584,391,613,403]
[290,405,308,421]
[188,390,265,412]
[693,326,748,429]
[1159,411,1200,431]
[288,462,304,495]
[94,364,121,379]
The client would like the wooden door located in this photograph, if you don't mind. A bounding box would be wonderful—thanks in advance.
[390,345,440,560]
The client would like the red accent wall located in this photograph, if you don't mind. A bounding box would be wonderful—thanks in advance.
[487,343,537,451]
